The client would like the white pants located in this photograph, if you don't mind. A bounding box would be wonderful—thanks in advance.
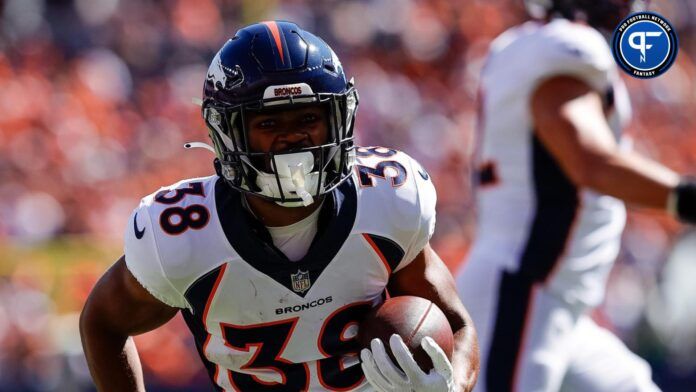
[456,259,660,392]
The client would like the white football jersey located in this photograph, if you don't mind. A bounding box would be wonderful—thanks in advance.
[472,19,632,307]
[124,147,435,391]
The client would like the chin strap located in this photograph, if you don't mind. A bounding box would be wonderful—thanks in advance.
[184,141,216,153]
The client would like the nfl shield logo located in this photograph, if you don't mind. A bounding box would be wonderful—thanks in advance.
[291,270,311,293]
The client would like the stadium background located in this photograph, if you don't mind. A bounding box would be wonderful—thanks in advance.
[1,0,696,390]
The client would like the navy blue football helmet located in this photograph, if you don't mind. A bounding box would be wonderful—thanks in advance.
[200,21,358,206]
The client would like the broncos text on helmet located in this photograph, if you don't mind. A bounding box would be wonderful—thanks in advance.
[199,21,358,207]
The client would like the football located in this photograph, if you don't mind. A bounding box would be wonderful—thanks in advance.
[358,296,454,371]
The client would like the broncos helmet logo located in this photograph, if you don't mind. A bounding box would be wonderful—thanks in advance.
[206,50,244,91]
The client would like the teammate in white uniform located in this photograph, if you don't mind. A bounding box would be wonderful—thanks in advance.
[80,21,479,392]
[456,1,696,391]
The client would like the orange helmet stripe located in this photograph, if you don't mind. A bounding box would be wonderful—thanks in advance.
[261,21,285,64]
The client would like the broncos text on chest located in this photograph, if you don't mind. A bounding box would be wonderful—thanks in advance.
[275,295,333,315]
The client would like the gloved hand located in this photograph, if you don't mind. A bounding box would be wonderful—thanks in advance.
[360,334,455,392]
[670,179,696,224]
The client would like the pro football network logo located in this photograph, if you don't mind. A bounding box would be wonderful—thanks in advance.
[612,12,678,78]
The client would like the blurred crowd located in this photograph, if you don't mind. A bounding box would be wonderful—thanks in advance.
[1,0,696,390]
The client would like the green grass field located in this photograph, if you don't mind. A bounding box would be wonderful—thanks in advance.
[0,238,122,312]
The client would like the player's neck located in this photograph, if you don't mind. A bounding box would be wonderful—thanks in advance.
[244,194,325,227]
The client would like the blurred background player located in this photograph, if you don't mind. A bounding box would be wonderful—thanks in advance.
[79,21,478,392]
[456,0,696,391]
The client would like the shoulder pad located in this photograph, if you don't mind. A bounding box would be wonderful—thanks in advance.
[533,20,615,90]
[354,147,436,271]
[124,175,220,309]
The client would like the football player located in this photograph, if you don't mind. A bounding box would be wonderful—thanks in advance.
[456,1,696,391]
[80,21,479,391]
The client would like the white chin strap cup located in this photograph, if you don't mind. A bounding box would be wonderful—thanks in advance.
[245,151,321,207]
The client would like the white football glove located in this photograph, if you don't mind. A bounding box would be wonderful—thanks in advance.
[360,334,455,392]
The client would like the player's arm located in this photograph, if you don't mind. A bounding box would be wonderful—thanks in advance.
[531,75,696,222]
[80,255,179,392]
[387,243,479,392]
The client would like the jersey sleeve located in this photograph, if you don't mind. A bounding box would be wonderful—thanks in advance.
[393,156,437,272]
[124,200,190,309]
[533,22,615,92]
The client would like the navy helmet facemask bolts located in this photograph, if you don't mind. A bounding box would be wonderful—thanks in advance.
[186,21,359,207]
